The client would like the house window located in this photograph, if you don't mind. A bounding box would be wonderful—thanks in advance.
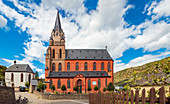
[58,79,61,89]
[67,62,70,71]
[67,79,70,88]
[88,79,91,88]
[59,49,62,58]
[101,62,104,70]
[11,73,14,82]
[84,62,87,71]
[28,74,31,83]
[105,79,107,87]
[49,79,52,89]
[76,62,79,71]
[108,62,111,71]
[21,73,23,82]
[93,62,96,71]
[53,49,55,58]
[58,63,62,71]
[98,79,101,88]
[52,63,55,71]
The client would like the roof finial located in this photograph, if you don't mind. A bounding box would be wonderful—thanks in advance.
[54,10,62,33]
[14,60,16,64]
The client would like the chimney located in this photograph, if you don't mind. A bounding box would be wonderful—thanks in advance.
[14,60,16,64]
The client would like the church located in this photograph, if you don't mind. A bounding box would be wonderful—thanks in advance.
[45,11,114,93]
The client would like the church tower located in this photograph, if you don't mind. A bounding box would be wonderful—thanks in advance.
[45,11,65,78]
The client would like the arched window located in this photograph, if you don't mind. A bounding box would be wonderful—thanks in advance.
[58,63,62,71]
[67,62,70,71]
[11,73,14,82]
[52,63,55,71]
[58,79,61,89]
[88,79,91,88]
[105,79,107,87]
[98,79,101,88]
[84,62,88,71]
[21,73,23,82]
[49,79,52,89]
[53,49,55,58]
[76,62,79,71]
[28,74,31,83]
[59,49,62,58]
[101,62,104,70]
[93,62,96,71]
[108,62,111,71]
[67,79,70,88]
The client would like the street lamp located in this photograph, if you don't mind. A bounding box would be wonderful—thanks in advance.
[43,81,50,94]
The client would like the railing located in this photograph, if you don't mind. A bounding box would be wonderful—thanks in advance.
[89,86,170,104]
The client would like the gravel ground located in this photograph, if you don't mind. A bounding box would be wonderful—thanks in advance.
[15,92,89,104]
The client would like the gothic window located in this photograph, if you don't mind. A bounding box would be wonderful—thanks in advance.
[52,63,55,71]
[84,62,88,71]
[67,79,70,88]
[105,79,107,87]
[11,73,14,82]
[101,62,104,70]
[98,79,101,88]
[28,74,31,83]
[108,62,111,71]
[21,73,23,82]
[76,62,79,71]
[49,79,52,89]
[93,62,96,71]
[58,79,61,89]
[88,79,91,88]
[59,49,62,58]
[58,63,62,71]
[67,62,70,71]
[53,49,55,58]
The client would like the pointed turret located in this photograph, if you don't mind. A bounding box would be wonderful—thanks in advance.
[54,10,62,33]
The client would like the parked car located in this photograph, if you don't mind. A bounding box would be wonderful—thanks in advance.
[19,86,25,92]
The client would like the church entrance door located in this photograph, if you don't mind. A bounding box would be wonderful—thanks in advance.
[77,79,82,94]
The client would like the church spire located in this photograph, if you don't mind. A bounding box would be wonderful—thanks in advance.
[54,10,62,33]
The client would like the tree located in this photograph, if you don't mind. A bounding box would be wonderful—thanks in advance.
[50,85,55,92]
[162,65,170,84]
[25,82,29,88]
[103,87,106,92]
[107,82,115,91]
[73,86,78,92]
[132,71,137,86]
[94,85,99,92]
[35,71,39,79]
[87,87,92,92]
[37,82,46,92]
[61,85,66,94]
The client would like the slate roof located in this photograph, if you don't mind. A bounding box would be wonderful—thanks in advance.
[46,71,111,78]
[65,49,113,60]
[5,64,34,73]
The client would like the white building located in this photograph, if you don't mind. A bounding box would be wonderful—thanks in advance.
[5,61,35,87]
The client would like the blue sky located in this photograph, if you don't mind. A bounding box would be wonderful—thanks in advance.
[0,0,170,78]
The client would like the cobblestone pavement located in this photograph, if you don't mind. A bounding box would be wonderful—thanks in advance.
[15,92,89,104]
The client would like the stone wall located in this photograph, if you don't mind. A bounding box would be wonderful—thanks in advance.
[0,86,16,104]
[34,91,88,100]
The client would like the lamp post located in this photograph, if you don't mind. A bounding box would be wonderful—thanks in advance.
[43,81,50,94]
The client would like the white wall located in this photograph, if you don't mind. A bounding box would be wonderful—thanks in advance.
[5,72,34,87]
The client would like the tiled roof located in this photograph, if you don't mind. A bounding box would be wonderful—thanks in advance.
[46,71,111,78]
[5,64,34,73]
[65,49,113,60]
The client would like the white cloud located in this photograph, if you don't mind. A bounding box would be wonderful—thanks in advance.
[39,74,45,79]
[14,55,19,58]
[0,15,7,28]
[36,68,43,73]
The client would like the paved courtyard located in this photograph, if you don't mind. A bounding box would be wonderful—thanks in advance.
[15,92,89,104]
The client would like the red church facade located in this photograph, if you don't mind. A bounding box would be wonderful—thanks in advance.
[45,11,114,93]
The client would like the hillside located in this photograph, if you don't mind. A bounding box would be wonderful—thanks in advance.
[0,65,7,80]
[114,57,170,86]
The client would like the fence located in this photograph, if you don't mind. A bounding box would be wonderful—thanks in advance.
[89,86,170,104]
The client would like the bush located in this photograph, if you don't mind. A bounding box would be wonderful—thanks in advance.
[25,82,29,88]
[73,86,78,92]
[87,87,92,92]
[123,84,131,91]
[50,85,55,92]
[68,92,71,94]
[107,82,115,91]
[94,86,99,92]
[103,87,106,92]
[37,82,46,92]
[54,91,59,94]
[61,85,66,93]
